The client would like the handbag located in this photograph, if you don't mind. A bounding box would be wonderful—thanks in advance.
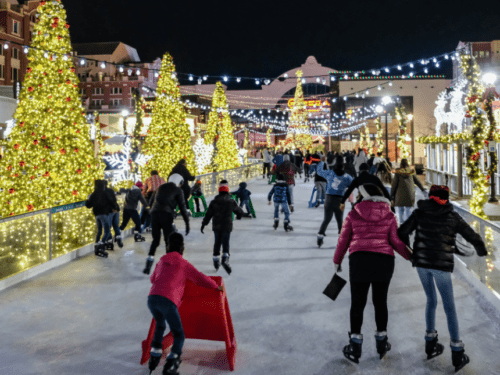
[323,266,347,301]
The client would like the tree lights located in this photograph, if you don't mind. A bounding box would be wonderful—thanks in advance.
[375,117,384,154]
[395,103,411,160]
[286,70,313,150]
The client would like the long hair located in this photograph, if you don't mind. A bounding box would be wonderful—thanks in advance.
[400,159,409,169]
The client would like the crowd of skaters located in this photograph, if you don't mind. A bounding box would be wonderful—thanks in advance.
[83,148,487,374]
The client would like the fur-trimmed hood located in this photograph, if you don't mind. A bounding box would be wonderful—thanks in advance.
[395,166,416,177]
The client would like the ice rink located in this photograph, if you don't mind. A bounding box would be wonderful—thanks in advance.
[1,176,500,375]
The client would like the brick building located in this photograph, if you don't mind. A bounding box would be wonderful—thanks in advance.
[454,40,500,81]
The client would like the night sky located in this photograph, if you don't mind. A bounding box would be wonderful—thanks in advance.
[64,0,500,81]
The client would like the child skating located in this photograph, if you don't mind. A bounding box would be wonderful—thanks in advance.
[231,182,252,217]
[268,174,293,232]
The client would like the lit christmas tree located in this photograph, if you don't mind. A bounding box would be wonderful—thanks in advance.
[286,70,312,150]
[395,103,411,160]
[141,53,196,178]
[0,0,101,217]
[375,117,384,154]
[205,82,241,171]
[267,128,272,147]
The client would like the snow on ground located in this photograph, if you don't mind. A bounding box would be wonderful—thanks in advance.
[1,176,500,375]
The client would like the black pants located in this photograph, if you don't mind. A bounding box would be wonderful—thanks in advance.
[304,164,310,178]
[350,281,391,334]
[213,230,231,256]
[149,211,174,256]
[319,195,344,234]
[120,208,141,232]
[263,163,271,177]
[192,193,202,212]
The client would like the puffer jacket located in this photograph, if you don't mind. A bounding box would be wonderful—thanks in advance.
[272,154,284,167]
[151,182,189,224]
[316,161,353,196]
[202,192,244,232]
[398,199,487,272]
[391,167,425,207]
[232,182,252,201]
[268,180,291,204]
[334,197,411,265]
[85,180,119,216]
[275,161,301,185]
[124,185,148,210]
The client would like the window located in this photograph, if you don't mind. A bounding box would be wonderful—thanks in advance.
[79,88,85,95]
[111,99,122,106]
[12,68,18,81]
[480,51,485,57]
[0,65,4,79]
[111,87,122,95]
[92,87,103,95]
[0,44,3,56]
[12,20,20,35]
[91,99,103,107]
[12,48,19,60]
[486,51,490,57]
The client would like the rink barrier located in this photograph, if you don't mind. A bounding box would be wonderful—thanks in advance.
[141,276,237,371]
[308,187,325,208]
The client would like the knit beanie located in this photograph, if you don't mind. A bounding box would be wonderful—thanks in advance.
[429,185,450,204]
[219,180,229,193]
[135,181,144,189]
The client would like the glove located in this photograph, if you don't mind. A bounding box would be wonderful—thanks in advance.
[200,224,205,234]
[236,215,242,220]
[185,223,190,236]
[334,263,342,273]
[290,205,294,213]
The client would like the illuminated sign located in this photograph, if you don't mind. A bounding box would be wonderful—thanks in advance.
[287,98,330,112]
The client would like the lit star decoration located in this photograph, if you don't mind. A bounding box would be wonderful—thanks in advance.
[0,0,102,217]
[285,70,313,150]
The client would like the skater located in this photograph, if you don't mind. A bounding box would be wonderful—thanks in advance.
[391,158,427,224]
[120,181,150,242]
[231,182,252,217]
[316,155,353,247]
[353,149,368,176]
[398,185,487,372]
[313,160,328,208]
[272,151,284,168]
[274,154,301,208]
[170,159,196,210]
[294,148,304,178]
[263,148,272,179]
[103,181,123,250]
[191,180,204,213]
[309,151,321,176]
[147,232,223,374]
[268,174,293,231]
[201,180,244,275]
[304,152,312,182]
[333,183,412,363]
[143,171,167,232]
[143,174,190,275]
[377,157,393,185]
[85,180,120,258]
[341,163,390,209]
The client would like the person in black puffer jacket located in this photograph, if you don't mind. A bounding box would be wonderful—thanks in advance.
[397,185,486,372]
[143,174,190,275]
[201,180,244,275]
[169,159,196,209]
[120,182,150,237]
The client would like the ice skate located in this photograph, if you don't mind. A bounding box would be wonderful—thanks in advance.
[143,256,154,275]
[213,256,220,271]
[148,347,162,374]
[146,227,153,233]
[451,340,469,372]
[273,219,279,230]
[221,254,232,275]
[317,233,325,248]
[104,240,114,251]
[163,353,182,375]
[425,330,444,360]
[94,243,108,258]
[375,331,391,359]
[343,333,363,364]
[315,201,320,208]
[134,231,146,242]
[115,235,123,248]
[284,221,293,232]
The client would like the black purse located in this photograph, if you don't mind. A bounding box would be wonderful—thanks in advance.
[323,265,347,301]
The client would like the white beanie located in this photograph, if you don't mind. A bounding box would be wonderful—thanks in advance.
[168,173,184,187]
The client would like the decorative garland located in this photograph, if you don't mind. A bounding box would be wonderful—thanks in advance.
[365,126,373,155]
[484,85,499,195]
[417,133,471,144]
[395,103,410,160]
[375,117,384,153]
[266,128,272,147]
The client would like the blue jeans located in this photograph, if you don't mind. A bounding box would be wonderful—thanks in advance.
[309,164,317,175]
[96,214,112,243]
[274,202,290,222]
[213,231,231,257]
[417,267,460,342]
[240,199,250,214]
[147,295,184,356]
[110,212,121,237]
[396,206,413,224]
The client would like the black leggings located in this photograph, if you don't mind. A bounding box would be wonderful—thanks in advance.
[350,281,391,334]
[149,211,174,256]
[319,195,344,234]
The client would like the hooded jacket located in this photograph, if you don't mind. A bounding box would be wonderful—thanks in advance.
[123,185,148,211]
[334,197,411,265]
[268,179,291,204]
[341,171,390,204]
[353,151,368,172]
[275,161,301,185]
[263,149,272,163]
[391,167,425,207]
[232,182,252,201]
[149,251,218,307]
[397,199,487,272]
[202,193,244,232]
[316,161,353,196]
[85,180,119,216]
[191,183,203,196]
[151,182,189,224]
[169,161,195,198]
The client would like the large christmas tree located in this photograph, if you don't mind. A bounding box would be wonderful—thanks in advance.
[286,70,313,150]
[205,82,241,171]
[0,0,101,217]
[141,53,196,178]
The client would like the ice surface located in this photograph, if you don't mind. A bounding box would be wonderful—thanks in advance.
[1,177,500,374]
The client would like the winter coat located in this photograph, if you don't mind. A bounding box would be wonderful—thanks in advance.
[144,175,167,195]
[391,167,425,207]
[232,182,252,201]
[85,180,119,216]
[314,162,327,183]
[202,192,244,232]
[123,186,149,211]
[334,197,411,265]
[341,171,391,204]
[316,161,353,196]
[294,152,304,166]
[191,183,203,196]
[268,181,291,204]
[170,161,195,199]
[398,199,487,272]
[263,149,272,163]
[272,154,284,167]
[151,182,189,223]
[275,161,301,185]
[353,151,368,172]
[149,252,218,307]
[344,161,356,178]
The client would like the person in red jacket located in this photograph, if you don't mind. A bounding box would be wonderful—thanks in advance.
[333,183,411,364]
[147,232,223,374]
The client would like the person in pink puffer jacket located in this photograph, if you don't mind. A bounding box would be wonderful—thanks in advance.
[333,183,411,364]
[147,232,223,374]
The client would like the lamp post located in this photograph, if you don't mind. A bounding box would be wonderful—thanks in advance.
[407,113,415,165]
[483,72,498,203]
[381,96,392,160]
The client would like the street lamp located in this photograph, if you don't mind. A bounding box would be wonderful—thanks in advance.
[483,72,498,202]
[381,97,392,159]
[407,114,415,165]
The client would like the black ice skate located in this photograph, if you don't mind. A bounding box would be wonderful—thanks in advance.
[134,231,146,242]
[213,256,220,271]
[105,240,114,251]
[221,254,232,275]
[146,227,153,233]
[451,340,469,372]
[94,243,108,258]
[343,332,363,364]
[115,235,124,248]
[317,233,325,248]
[425,330,444,360]
[315,201,320,208]
[163,353,181,375]
[284,221,293,232]
[375,331,391,359]
[149,347,163,374]
[143,256,154,275]
[273,219,279,230]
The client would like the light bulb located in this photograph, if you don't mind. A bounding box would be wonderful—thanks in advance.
[223,76,228,82]
[80,59,85,66]
[236,77,241,82]
[397,65,402,70]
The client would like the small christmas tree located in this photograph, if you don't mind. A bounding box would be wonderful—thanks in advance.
[205,82,240,171]
[286,70,313,150]
[395,103,411,160]
[141,53,196,178]
[0,0,101,217]
[375,117,384,154]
